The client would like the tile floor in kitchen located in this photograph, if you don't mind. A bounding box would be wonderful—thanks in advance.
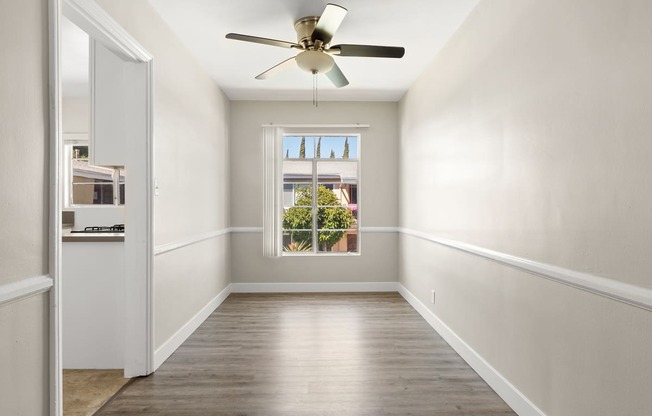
[63,369,130,416]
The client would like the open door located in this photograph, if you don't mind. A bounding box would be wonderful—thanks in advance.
[90,38,153,378]
[90,40,126,166]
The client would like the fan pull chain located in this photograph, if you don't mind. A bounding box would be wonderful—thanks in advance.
[312,70,318,107]
[316,72,319,107]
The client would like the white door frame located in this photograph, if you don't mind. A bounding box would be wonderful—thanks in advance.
[49,0,154,414]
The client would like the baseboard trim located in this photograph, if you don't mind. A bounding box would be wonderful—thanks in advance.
[231,282,399,293]
[397,283,544,416]
[154,228,229,256]
[0,275,53,307]
[399,227,652,312]
[153,284,232,370]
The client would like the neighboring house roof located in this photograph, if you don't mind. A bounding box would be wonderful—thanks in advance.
[72,159,124,181]
[283,160,357,184]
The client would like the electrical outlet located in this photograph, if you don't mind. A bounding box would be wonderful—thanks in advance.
[431,290,436,304]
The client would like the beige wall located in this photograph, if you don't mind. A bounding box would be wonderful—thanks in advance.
[230,101,398,283]
[399,0,652,414]
[0,0,50,414]
[0,295,50,416]
[96,0,231,350]
[0,0,49,283]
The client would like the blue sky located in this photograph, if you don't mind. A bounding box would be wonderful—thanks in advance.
[283,136,358,159]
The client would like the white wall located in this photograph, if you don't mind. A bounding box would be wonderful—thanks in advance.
[96,0,231,351]
[0,0,50,414]
[230,101,398,284]
[62,97,89,134]
[399,0,652,414]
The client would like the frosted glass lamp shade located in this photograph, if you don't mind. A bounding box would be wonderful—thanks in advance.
[295,51,334,74]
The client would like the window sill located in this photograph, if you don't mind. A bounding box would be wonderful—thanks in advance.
[65,205,125,208]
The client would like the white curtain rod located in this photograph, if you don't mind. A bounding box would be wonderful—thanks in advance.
[261,123,370,128]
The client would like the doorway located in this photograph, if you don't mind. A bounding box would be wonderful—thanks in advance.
[51,0,154,414]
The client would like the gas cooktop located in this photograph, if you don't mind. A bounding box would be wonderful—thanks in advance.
[70,224,125,234]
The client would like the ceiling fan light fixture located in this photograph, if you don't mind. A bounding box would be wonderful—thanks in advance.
[226,3,405,92]
[296,50,334,74]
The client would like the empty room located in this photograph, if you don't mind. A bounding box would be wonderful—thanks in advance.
[1,0,651,415]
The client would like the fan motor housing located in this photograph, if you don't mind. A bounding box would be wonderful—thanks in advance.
[294,16,320,49]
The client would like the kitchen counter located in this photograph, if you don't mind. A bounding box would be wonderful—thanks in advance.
[62,226,124,242]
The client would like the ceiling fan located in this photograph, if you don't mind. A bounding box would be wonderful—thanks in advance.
[225,3,405,88]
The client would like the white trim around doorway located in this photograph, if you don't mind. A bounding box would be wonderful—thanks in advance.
[48,1,63,414]
[50,1,155,414]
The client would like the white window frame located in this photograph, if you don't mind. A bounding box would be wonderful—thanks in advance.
[279,132,361,256]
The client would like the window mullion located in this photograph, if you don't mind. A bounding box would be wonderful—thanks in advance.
[68,145,74,207]
[113,168,119,206]
[312,157,318,253]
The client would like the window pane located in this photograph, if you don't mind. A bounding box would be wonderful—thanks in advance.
[72,145,89,159]
[282,231,313,253]
[283,200,313,254]
[317,161,358,212]
[317,203,357,227]
[317,229,358,253]
[283,160,312,187]
[317,136,358,159]
[72,183,114,205]
[283,207,313,230]
[282,183,312,207]
[283,136,314,159]
[317,204,353,225]
[317,161,358,184]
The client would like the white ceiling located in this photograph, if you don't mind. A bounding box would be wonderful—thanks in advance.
[148,0,480,102]
[60,1,479,101]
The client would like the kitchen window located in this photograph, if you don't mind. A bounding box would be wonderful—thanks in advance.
[63,142,125,206]
[281,135,359,255]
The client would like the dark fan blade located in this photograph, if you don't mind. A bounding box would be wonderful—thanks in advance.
[226,33,300,49]
[325,62,349,88]
[329,44,405,58]
[311,4,348,44]
[255,57,297,80]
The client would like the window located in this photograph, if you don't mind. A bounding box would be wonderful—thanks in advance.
[64,143,125,206]
[281,135,359,254]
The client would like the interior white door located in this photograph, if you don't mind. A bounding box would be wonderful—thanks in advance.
[90,39,127,166]
[89,37,152,378]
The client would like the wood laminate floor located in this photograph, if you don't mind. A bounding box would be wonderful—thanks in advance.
[98,293,515,415]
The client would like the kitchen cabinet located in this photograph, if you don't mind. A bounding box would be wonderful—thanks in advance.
[62,240,125,369]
